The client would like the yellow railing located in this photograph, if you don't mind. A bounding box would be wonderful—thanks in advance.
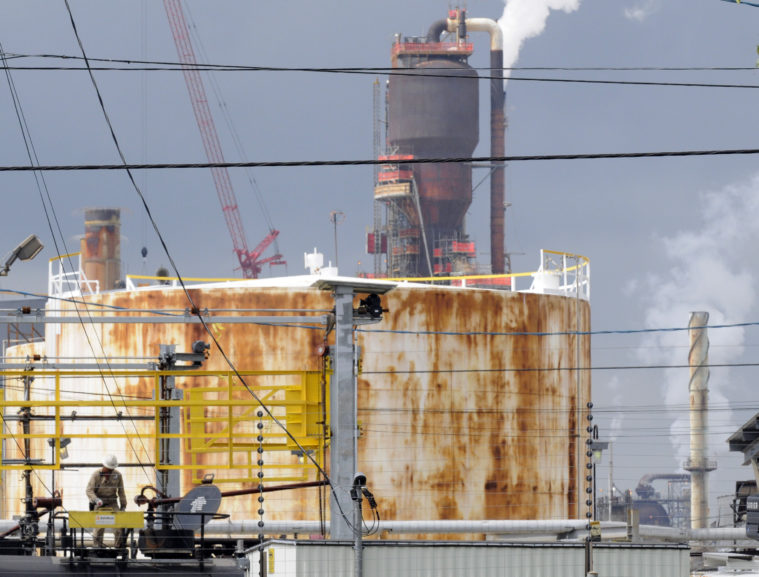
[48,251,82,263]
[0,369,329,484]
[386,249,590,297]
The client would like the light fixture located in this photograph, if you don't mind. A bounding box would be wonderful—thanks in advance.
[590,440,608,463]
[1,234,44,276]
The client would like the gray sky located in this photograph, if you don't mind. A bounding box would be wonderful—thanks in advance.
[2,0,759,522]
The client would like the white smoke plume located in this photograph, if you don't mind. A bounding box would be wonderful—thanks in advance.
[497,0,581,84]
[636,175,759,470]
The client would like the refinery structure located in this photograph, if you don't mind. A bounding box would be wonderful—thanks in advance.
[370,9,508,281]
[0,4,755,577]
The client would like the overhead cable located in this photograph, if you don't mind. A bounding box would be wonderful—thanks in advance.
[61,0,352,530]
[4,147,759,173]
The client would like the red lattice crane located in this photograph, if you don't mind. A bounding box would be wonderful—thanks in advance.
[163,0,284,278]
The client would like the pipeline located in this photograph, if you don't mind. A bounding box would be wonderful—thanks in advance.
[135,479,329,507]
[1,517,751,544]
[426,19,448,43]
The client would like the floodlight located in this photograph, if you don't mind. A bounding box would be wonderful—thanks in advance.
[1,234,43,276]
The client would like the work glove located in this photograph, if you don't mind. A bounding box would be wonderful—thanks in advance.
[95,499,103,508]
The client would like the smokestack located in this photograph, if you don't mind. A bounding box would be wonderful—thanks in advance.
[81,208,121,291]
[684,311,716,529]
[489,47,506,274]
[454,16,506,273]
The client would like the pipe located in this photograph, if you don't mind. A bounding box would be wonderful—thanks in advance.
[14,518,750,544]
[458,18,502,51]
[426,19,448,43]
[137,480,329,507]
[637,473,690,487]
[81,208,122,291]
[638,525,747,542]
[684,312,713,529]
[453,17,506,274]
[203,519,590,537]
[200,519,752,542]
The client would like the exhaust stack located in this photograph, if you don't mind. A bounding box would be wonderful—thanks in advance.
[684,311,716,529]
[451,15,506,273]
[81,208,121,291]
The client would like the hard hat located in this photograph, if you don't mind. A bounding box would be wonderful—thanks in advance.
[103,455,118,469]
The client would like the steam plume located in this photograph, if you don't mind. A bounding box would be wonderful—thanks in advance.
[636,175,759,484]
[497,0,581,84]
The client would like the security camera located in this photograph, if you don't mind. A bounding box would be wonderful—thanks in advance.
[192,341,210,355]
[353,472,367,487]
[358,294,383,319]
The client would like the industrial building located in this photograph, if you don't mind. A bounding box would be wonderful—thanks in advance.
[370,8,508,281]
[2,241,591,534]
[0,7,595,538]
[0,6,710,576]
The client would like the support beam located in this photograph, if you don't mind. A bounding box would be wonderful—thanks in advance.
[330,286,357,540]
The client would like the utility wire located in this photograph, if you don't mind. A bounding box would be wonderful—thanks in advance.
[8,53,759,72]
[60,0,171,490]
[359,319,759,337]
[8,284,759,339]
[1,32,158,497]
[6,62,759,90]
[360,362,759,375]
[8,52,759,90]
[5,147,759,172]
[61,0,353,531]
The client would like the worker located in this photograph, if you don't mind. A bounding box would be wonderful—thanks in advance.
[85,454,127,549]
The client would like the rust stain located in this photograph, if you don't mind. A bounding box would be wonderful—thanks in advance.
[358,287,590,538]
[3,284,590,538]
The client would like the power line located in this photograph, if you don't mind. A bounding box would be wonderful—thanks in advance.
[8,53,759,73]
[360,362,759,375]
[59,0,352,532]
[4,147,759,173]
[359,319,759,337]
[62,0,163,490]
[6,63,759,90]
[6,53,759,86]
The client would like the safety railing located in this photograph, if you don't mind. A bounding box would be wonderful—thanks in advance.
[387,249,590,300]
[527,249,590,300]
[124,275,245,291]
[48,253,99,298]
[0,369,329,484]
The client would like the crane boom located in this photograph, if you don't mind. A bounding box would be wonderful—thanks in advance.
[163,0,283,278]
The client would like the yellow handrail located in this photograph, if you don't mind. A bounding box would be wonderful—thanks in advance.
[387,249,589,283]
[0,369,329,484]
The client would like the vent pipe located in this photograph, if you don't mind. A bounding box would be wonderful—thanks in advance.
[683,311,716,529]
[447,15,506,273]
[81,208,121,291]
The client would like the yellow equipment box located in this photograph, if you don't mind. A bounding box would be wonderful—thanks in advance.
[68,511,144,529]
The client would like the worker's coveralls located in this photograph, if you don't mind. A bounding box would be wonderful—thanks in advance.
[85,468,127,548]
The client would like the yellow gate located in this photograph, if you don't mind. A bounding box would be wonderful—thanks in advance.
[0,369,329,485]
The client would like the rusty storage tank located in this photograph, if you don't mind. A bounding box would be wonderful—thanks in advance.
[81,208,121,291]
[3,279,589,538]
[388,39,478,243]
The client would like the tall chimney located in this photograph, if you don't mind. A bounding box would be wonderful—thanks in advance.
[455,16,506,273]
[81,208,121,291]
[684,311,716,529]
